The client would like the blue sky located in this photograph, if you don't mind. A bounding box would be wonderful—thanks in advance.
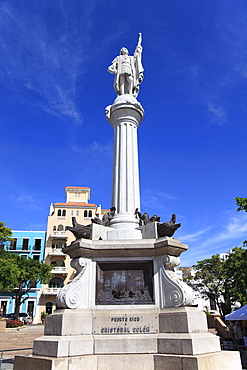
[1,0,247,266]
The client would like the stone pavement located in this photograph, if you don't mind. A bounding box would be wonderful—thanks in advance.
[0,324,44,370]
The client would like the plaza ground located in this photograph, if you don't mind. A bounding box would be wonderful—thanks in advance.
[0,324,44,370]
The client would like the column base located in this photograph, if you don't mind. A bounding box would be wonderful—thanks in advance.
[14,351,241,370]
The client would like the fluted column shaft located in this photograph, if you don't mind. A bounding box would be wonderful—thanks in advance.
[108,96,144,232]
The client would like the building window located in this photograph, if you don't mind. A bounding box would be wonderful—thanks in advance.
[49,277,64,288]
[84,210,88,217]
[75,193,80,198]
[88,210,92,217]
[62,210,66,217]
[33,255,39,261]
[46,301,53,315]
[0,300,8,316]
[34,239,41,250]
[57,224,64,231]
[53,226,56,231]
[71,210,74,216]
[27,301,35,319]
[51,259,65,267]
[10,238,17,250]
[22,239,29,250]
[76,210,79,216]
[57,209,62,216]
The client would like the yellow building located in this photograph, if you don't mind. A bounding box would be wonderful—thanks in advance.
[39,186,109,318]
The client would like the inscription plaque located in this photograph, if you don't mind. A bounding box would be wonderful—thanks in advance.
[92,312,159,334]
[95,261,154,305]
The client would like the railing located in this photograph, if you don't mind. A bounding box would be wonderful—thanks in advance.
[50,266,67,274]
[42,287,63,295]
[50,231,68,237]
[0,348,32,369]
[48,248,65,256]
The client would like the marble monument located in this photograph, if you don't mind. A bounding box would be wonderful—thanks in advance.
[14,34,241,370]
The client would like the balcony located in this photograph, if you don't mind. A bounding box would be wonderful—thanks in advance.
[50,231,68,239]
[50,266,68,274]
[42,287,63,295]
[48,248,66,257]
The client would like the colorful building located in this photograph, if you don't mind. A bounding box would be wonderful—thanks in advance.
[39,186,109,317]
[0,230,46,324]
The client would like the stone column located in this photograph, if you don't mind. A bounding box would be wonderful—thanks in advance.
[106,95,144,240]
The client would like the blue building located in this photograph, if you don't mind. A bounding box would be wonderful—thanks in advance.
[0,230,46,324]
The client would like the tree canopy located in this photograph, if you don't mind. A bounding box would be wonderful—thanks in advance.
[0,222,12,247]
[189,246,247,317]
[235,197,247,212]
[0,249,53,319]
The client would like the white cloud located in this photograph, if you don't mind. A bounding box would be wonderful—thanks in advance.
[141,188,178,212]
[70,140,112,158]
[186,212,247,262]
[0,1,96,124]
[14,193,43,212]
[178,227,212,243]
[207,102,227,125]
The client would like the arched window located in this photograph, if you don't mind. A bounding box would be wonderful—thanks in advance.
[57,209,61,216]
[46,301,53,315]
[62,210,66,217]
[57,224,63,231]
[51,259,65,267]
[84,210,88,217]
[88,210,92,217]
[49,277,64,288]
[57,241,63,249]
[53,226,56,231]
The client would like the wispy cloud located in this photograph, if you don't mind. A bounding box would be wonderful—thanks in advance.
[141,188,178,212]
[0,1,96,123]
[27,222,47,231]
[183,212,247,263]
[207,102,227,125]
[70,140,113,158]
[179,227,212,243]
[14,193,43,212]
[217,2,247,80]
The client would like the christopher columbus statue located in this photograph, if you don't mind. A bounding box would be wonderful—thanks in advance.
[108,33,144,97]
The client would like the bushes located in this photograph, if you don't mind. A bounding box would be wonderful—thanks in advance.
[6,319,24,328]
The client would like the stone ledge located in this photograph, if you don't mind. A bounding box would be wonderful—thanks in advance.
[63,237,188,259]
[154,351,242,370]
[32,332,220,357]
[14,351,242,370]
[33,335,94,357]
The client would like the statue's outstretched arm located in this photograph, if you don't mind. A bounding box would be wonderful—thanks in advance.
[134,33,143,56]
[137,32,142,47]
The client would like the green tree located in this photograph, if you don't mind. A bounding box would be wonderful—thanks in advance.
[224,246,247,307]
[0,249,53,320]
[235,197,247,212]
[0,222,13,248]
[188,247,247,317]
[234,197,247,245]
[188,255,227,317]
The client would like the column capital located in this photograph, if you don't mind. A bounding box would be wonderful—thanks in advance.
[106,94,144,128]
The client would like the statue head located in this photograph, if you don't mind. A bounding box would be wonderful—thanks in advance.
[120,47,129,55]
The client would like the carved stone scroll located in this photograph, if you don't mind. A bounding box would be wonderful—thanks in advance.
[159,255,193,308]
[56,257,88,309]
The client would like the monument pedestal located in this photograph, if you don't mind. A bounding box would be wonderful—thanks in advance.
[14,236,242,369]
[14,78,242,369]
[14,307,241,370]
